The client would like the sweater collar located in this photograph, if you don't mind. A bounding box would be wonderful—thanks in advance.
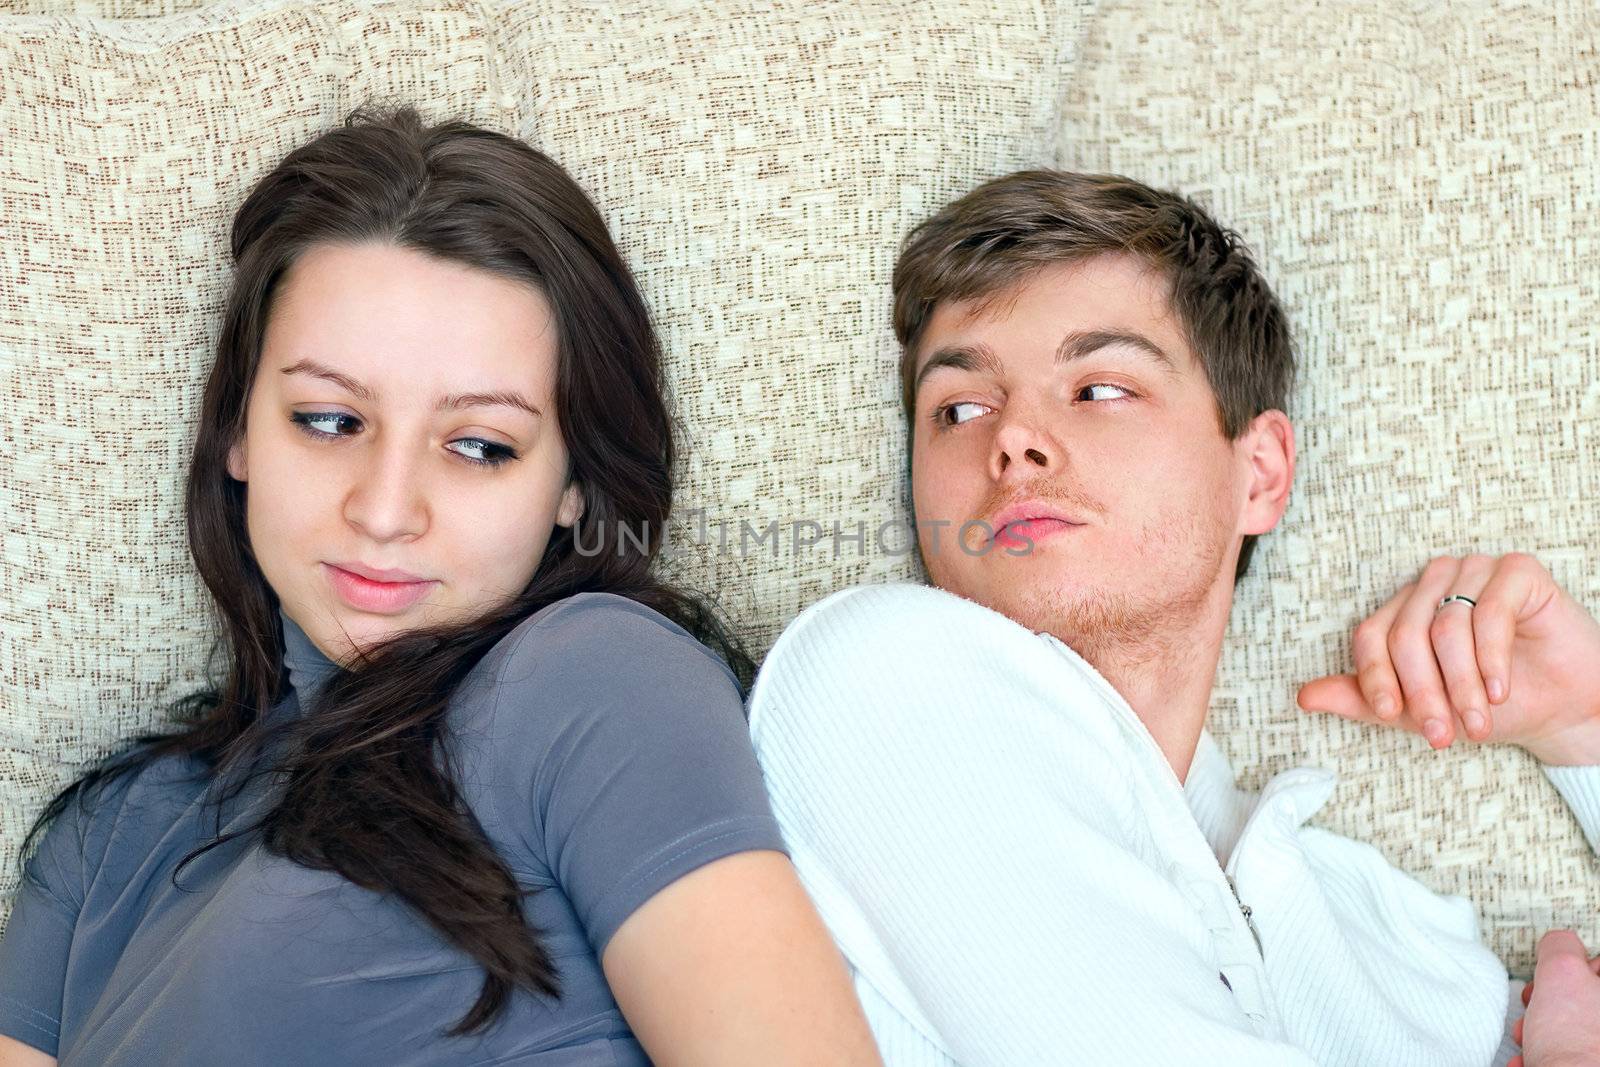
[279,606,339,711]
[1184,729,1338,867]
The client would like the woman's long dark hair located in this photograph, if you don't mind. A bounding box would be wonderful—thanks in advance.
[22,103,750,1035]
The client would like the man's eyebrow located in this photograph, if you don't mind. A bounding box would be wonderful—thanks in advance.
[279,358,543,419]
[911,342,1004,399]
[1055,329,1178,374]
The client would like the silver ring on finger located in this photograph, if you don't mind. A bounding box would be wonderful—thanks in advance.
[1436,594,1477,613]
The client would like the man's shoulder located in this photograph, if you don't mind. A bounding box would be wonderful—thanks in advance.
[747,581,1082,744]
[758,581,1030,675]
[748,581,1154,853]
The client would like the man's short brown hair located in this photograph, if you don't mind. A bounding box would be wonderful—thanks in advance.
[891,169,1295,581]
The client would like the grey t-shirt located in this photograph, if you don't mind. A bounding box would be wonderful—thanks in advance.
[0,593,788,1065]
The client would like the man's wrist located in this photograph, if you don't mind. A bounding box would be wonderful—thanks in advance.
[1525,710,1600,766]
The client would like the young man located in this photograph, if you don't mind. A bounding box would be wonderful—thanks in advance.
[747,171,1600,1066]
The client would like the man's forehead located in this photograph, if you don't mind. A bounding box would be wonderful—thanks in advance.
[910,256,1194,383]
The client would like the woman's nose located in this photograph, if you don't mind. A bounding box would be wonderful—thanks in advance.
[342,446,429,541]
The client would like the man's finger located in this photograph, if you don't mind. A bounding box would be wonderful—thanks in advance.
[1352,585,1408,720]
[1299,585,1409,720]
[1392,558,1463,748]
[1471,554,1544,706]
[1432,554,1494,740]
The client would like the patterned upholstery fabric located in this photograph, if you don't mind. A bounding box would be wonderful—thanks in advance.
[2,0,1594,973]
[1056,0,1600,973]
[0,0,1086,918]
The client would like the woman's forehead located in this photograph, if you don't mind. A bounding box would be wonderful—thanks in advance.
[263,243,560,404]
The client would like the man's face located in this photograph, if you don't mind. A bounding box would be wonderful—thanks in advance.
[227,241,584,666]
[908,252,1280,661]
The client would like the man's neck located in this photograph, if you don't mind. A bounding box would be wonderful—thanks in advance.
[1088,637,1219,784]
[1062,590,1234,784]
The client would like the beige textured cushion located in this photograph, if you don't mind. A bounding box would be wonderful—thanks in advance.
[6,0,1591,980]
[0,0,202,12]
[0,0,523,888]
[1057,0,1600,973]
[0,0,1090,922]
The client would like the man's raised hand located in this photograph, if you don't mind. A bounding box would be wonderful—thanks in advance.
[1297,553,1600,763]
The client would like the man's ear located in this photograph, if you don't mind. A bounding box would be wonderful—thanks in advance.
[556,481,585,528]
[227,440,247,482]
[1239,409,1295,536]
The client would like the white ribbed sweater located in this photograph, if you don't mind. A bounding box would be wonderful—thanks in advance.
[747,583,1600,1067]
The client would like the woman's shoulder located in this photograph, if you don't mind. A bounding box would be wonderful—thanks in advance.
[504,590,699,641]
[22,743,209,901]
[63,742,210,826]
[456,593,746,760]
[489,591,739,691]
[449,593,767,860]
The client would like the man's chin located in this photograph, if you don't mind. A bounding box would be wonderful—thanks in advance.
[937,574,1152,653]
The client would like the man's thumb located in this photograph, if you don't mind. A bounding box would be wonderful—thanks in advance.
[1534,929,1592,979]
[1296,674,1366,717]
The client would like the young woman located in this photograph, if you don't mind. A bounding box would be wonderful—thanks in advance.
[0,106,881,1067]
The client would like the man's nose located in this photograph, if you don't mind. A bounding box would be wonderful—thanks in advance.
[990,415,1057,480]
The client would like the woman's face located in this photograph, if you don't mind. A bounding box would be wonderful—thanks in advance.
[227,241,583,665]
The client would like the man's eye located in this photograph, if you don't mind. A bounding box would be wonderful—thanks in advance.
[1076,383,1131,402]
[934,401,992,427]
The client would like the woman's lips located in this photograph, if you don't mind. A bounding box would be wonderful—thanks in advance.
[323,562,438,614]
[993,517,1081,551]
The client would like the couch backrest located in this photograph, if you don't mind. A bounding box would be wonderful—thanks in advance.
[1057,0,1600,973]
[0,0,1089,915]
[3,0,1595,974]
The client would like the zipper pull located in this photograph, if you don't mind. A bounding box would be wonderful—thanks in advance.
[1226,874,1265,960]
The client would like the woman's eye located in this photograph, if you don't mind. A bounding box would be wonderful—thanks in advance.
[934,401,992,428]
[288,412,517,469]
[1075,383,1132,403]
[291,411,358,437]
[447,439,518,468]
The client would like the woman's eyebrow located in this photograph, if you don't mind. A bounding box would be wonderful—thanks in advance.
[279,358,543,418]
